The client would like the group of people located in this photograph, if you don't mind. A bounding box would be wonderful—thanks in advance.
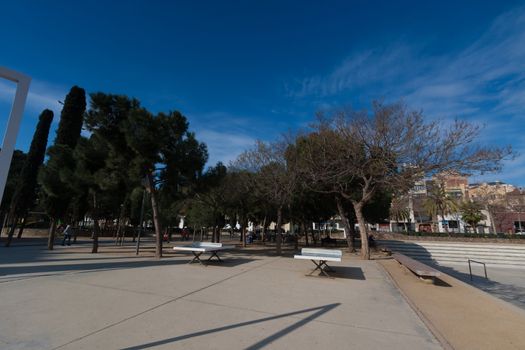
[163,227,191,242]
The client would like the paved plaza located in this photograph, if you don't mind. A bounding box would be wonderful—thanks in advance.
[0,239,441,350]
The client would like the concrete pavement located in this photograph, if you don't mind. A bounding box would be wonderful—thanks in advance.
[431,262,525,310]
[0,239,441,350]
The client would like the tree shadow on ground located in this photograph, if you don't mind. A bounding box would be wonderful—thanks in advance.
[0,256,256,280]
[121,303,340,350]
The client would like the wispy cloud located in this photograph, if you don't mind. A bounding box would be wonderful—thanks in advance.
[0,78,65,118]
[189,111,283,169]
[289,6,525,185]
[196,129,255,167]
[290,8,525,117]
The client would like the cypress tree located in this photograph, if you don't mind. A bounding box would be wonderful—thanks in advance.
[5,110,54,246]
[0,150,26,237]
[55,86,86,148]
[40,86,86,249]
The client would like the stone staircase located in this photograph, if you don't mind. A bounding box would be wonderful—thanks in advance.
[378,240,525,269]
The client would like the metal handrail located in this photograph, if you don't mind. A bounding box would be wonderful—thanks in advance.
[468,259,488,281]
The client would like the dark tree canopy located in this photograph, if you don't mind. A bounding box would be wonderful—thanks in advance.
[39,86,87,249]
[10,109,54,217]
[55,86,86,148]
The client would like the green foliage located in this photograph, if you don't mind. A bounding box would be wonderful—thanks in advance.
[76,93,207,241]
[185,199,217,229]
[363,190,392,224]
[424,182,459,221]
[389,197,410,221]
[55,86,86,148]
[0,150,26,212]
[10,109,54,216]
[40,86,87,221]
[459,201,486,232]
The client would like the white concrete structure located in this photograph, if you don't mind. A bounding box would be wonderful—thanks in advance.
[0,67,31,204]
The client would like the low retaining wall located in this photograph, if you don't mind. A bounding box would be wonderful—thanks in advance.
[374,232,525,244]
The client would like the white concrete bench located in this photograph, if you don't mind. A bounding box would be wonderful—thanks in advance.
[294,248,342,277]
[173,242,235,266]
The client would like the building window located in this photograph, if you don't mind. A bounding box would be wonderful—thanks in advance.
[448,220,459,229]
[514,221,525,233]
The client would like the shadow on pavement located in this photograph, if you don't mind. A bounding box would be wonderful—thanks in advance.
[331,266,366,280]
[0,257,256,280]
[433,264,525,310]
[379,240,525,309]
[121,303,340,350]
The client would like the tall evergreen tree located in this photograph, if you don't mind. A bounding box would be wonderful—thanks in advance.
[0,150,26,237]
[5,109,54,246]
[39,86,86,249]
[55,86,86,148]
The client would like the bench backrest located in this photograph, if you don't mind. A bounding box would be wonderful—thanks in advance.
[301,248,342,258]
[191,242,223,248]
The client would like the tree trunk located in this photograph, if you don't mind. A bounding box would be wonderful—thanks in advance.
[47,218,57,250]
[147,173,163,259]
[5,216,18,247]
[336,196,355,252]
[0,212,7,237]
[276,206,283,255]
[92,219,100,253]
[261,215,267,243]
[92,192,99,253]
[353,202,370,260]
[302,221,309,246]
[486,205,497,234]
[241,225,246,247]
[16,216,26,239]
[311,225,317,245]
[441,209,450,236]
[348,216,357,247]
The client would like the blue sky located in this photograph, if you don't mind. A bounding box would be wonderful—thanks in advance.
[1,1,525,185]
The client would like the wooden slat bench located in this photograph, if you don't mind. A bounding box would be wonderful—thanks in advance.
[392,253,441,283]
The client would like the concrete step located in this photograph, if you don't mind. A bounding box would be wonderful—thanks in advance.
[378,240,525,268]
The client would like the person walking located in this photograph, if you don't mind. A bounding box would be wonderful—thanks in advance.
[61,224,72,246]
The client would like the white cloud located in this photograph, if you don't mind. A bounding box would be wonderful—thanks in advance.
[0,77,65,119]
[188,111,281,169]
[196,129,255,167]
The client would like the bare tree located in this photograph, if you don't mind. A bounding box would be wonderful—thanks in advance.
[289,125,360,251]
[306,102,511,259]
[234,140,296,255]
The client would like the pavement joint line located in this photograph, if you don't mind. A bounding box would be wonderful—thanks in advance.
[378,261,453,350]
[50,256,282,350]
[180,298,434,340]
[52,278,179,299]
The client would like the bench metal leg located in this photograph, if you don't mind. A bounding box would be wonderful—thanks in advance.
[207,251,223,263]
[190,252,206,266]
[309,260,332,277]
